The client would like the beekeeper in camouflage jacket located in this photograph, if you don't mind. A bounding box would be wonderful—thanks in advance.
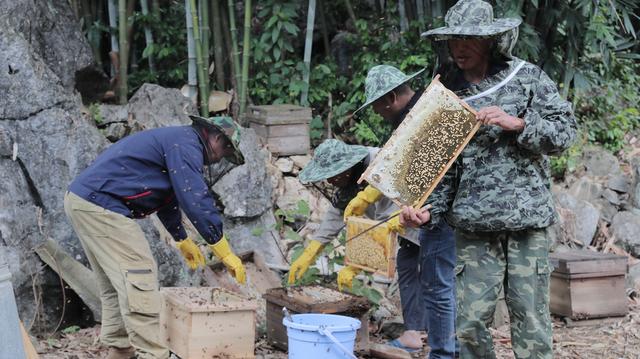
[288,139,419,290]
[400,0,578,358]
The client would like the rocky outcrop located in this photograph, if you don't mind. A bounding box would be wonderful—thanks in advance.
[128,84,198,133]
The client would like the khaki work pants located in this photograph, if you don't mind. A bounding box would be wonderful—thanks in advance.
[64,192,169,359]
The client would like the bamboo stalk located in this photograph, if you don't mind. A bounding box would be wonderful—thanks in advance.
[416,0,425,33]
[301,0,317,106]
[200,0,210,94]
[108,0,119,79]
[228,0,242,96]
[118,0,128,104]
[189,0,209,116]
[344,0,357,27]
[140,0,156,74]
[317,0,331,57]
[398,0,408,32]
[211,0,225,90]
[185,0,198,102]
[239,0,251,115]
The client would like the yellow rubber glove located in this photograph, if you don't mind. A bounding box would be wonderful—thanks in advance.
[288,240,324,285]
[387,212,405,235]
[343,185,383,220]
[176,238,206,270]
[209,235,246,284]
[337,266,362,291]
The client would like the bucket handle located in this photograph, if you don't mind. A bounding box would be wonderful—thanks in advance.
[317,326,358,359]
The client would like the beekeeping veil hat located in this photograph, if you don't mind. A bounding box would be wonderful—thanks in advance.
[354,65,425,114]
[298,139,369,183]
[190,115,245,165]
[422,0,521,40]
[421,0,521,61]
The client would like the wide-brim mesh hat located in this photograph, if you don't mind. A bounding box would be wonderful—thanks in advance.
[354,65,425,114]
[421,0,521,40]
[298,139,369,183]
[190,115,245,165]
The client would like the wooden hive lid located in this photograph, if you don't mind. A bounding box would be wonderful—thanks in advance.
[550,249,627,276]
[245,104,312,125]
[263,285,371,314]
[161,287,258,313]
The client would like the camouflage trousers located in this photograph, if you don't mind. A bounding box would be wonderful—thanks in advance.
[455,228,552,359]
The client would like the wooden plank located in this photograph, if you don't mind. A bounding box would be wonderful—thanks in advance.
[246,105,312,125]
[563,316,625,328]
[20,321,39,359]
[250,122,309,138]
[34,239,101,321]
[568,276,628,319]
[265,136,310,156]
[550,250,627,275]
[370,343,412,359]
[550,276,573,318]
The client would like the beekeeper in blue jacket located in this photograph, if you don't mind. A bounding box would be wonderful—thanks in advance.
[64,116,246,359]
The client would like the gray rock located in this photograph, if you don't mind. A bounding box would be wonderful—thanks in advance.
[97,104,128,125]
[224,211,287,267]
[602,188,622,206]
[0,0,94,91]
[274,157,294,173]
[290,155,312,170]
[607,174,630,193]
[128,84,198,132]
[611,211,640,258]
[0,26,72,120]
[554,192,600,247]
[212,128,273,218]
[104,122,128,142]
[568,177,603,205]
[581,147,621,177]
[634,183,640,209]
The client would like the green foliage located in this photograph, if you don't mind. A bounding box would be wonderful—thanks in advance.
[573,58,640,153]
[88,103,104,125]
[128,4,188,93]
[62,325,81,334]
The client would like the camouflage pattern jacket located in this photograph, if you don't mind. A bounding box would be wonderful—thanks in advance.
[428,58,578,232]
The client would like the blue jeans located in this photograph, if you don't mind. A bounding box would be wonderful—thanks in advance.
[420,222,456,359]
[397,238,425,331]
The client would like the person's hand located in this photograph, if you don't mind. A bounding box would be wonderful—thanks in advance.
[343,185,383,220]
[209,235,246,284]
[176,238,206,270]
[288,240,324,285]
[399,205,431,228]
[476,106,525,132]
[337,266,362,291]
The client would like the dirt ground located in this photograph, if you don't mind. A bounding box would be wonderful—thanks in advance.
[34,303,640,359]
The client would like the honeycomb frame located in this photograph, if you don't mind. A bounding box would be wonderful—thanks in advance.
[360,76,479,208]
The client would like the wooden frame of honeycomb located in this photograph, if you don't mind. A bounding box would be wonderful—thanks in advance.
[344,216,398,278]
[360,76,479,208]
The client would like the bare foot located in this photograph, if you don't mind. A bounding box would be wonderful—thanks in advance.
[396,330,423,349]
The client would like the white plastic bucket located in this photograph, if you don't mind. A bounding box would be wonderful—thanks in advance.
[283,313,361,359]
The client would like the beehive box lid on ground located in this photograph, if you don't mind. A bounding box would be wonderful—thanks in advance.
[360,76,479,207]
[344,216,397,278]
[161,287,258,312]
